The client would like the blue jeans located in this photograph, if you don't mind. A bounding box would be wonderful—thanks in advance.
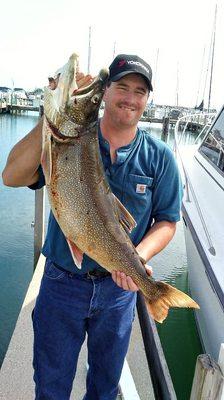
[32,259,136,400]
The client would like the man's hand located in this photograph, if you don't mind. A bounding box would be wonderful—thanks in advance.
[111,265,153,292]
[76,72,93,89]
[48,71,93,91]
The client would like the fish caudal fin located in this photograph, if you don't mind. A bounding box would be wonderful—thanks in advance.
[145,282,200,323]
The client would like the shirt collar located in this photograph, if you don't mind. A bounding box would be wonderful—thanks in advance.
[98,124,141,165]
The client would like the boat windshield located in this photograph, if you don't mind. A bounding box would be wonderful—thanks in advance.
[199,108,224,173]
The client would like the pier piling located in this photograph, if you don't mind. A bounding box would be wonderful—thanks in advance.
[190,354,224,399]
[161,117,170,142]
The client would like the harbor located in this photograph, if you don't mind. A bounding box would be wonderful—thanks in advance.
[0,90,216,136]
[1,1,224,397]
[1,110,224,399]
[0,90,43,115]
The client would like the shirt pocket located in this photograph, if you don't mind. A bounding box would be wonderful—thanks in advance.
[123,174,154,220]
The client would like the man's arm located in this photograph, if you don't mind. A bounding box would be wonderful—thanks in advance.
[111,220,176,291]
[2,119,43,187]
[2,72,93,189]
[135,220,176,261]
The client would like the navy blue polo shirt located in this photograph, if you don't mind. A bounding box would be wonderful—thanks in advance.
[30,127,183,273]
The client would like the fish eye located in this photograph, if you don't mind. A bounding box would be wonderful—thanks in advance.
[91,94,100,104]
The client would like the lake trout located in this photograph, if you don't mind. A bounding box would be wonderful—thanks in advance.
[42,53,199,323]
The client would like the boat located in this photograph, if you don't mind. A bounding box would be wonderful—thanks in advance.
[175,106,224,361]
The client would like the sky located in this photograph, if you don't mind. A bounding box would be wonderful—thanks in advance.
[1,0,223,109]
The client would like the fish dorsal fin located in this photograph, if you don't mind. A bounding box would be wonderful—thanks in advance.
[113,194,137,233]
[67,239,84,269]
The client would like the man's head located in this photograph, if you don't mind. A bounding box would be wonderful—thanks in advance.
[108,54,153,92]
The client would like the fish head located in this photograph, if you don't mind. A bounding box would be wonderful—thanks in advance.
[43,53,109,139]
[67,68,109,128]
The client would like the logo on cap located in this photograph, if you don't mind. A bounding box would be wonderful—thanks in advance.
[127,60,150,74]
[118,60,126,67]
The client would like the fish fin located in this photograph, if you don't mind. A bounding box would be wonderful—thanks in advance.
[113,194,137,233]
[44,87,61,125]
[67,239,84,269]
[57,53,79,110]
[43,53,79,124]
[41,135,52,185]
[145,282,200,323]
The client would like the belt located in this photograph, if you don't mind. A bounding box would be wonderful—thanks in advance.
[53,262,110,279]
[87,270,111,278]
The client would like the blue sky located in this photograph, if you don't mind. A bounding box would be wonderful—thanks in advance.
[1,0,223,109]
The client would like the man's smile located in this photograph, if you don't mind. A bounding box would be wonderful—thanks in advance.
[118,104,136,111]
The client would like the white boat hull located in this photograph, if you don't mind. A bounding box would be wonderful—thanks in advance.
[183,209,224,361]
[175,106,224,361]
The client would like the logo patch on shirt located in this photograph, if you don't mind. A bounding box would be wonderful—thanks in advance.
[136,184,147,194]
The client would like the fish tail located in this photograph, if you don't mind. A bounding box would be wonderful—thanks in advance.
[145,282,200,323]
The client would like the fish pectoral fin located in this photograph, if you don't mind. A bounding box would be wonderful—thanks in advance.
[67,239,84,269]
[145,282,200,323]
[113,194,137,233]
[41,136,52,185]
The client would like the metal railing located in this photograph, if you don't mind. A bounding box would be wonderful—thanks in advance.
[137,293,177,399]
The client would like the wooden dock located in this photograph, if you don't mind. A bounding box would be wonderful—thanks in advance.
[0,99,212,135]
[0,95,42,114]
[8,104,40,113]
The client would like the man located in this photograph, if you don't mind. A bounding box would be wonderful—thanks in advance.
[2,54,183,400]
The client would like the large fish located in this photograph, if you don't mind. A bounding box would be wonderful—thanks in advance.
[42,53,199,323]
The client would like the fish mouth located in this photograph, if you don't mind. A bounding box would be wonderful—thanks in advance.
[43,53,109,138]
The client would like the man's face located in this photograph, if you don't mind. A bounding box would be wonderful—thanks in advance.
[103,73,149,128]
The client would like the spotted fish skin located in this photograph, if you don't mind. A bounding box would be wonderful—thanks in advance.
[42,53,199,323]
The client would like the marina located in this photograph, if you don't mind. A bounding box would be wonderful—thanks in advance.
[0,112,216,399]
[0,92,43,115]
[1,0,224,397]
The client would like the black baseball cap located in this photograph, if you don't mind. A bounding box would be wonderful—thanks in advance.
[109,54,153,91]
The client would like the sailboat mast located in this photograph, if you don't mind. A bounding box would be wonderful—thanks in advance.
[152,48,159,103]
[87,26,92,74]
[208,4,217,112]
[176,62,179,107]
[113,41,116,59]
[195,46,205,107]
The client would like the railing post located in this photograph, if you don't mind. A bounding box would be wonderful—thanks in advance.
[161,117,170,142]
[33,187,45,270]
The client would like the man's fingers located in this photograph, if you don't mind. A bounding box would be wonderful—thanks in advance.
[76,72,84,81]
[120,272,131,291]
[126,276,139,291]
[76,74,93,89]
[112,271,139,292]
[112,271,122,287]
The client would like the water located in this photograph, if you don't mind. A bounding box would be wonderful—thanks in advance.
[151,222,202,400]
[140,122,203,400]
[0,114,202,398]
[0,112,39,365]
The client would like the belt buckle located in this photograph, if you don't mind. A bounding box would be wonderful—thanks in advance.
[87,270,98,279]
[87,270,109,279]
